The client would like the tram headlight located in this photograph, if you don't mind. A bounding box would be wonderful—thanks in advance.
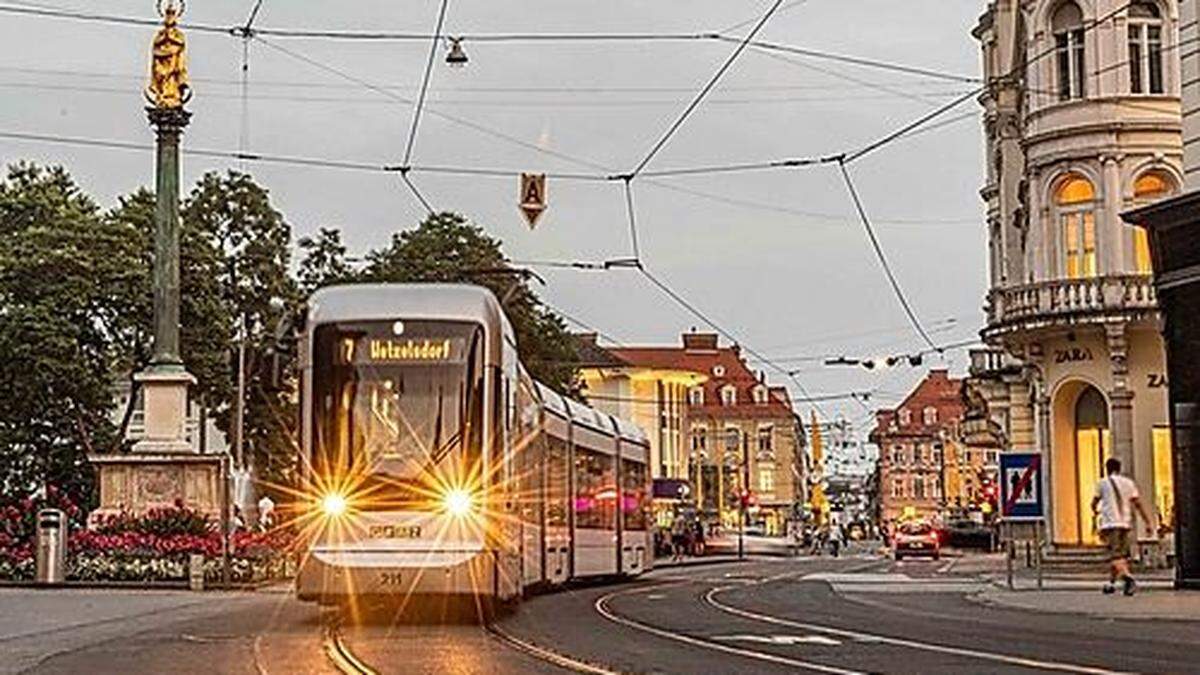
[443,488,476,517]
[321,492,348,518]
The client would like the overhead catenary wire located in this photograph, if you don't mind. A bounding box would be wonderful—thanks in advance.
[628,0,785,179]
[402,0,451,167]
[836,158,939,352]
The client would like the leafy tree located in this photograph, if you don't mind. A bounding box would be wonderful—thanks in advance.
[0,164,140,504]
[181,171,299,484]
[296,227,357,295]
[361,212,578,391]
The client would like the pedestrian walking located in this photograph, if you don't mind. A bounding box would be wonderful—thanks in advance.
[670,515,688,562]
[692,519,706,557]
[828,521,845,558]
[1091,457,1154,596]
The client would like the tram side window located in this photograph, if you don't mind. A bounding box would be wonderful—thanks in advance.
[546,433,569,527]
[621,458,649,531]
[574,444,616,530]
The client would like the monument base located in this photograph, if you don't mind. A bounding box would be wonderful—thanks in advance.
[86,453,224,527]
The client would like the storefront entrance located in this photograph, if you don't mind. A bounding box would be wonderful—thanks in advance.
[1052,382,1110,546]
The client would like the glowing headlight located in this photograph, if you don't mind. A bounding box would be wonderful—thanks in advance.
[444,489,475,517]
[321,493,348,517]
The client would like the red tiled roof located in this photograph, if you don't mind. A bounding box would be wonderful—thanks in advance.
[600,334,797,419]
[871,369,964,438]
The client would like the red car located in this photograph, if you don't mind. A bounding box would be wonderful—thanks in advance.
[894,521,940,561]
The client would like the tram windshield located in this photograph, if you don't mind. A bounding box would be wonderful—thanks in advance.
[311,320,485,488]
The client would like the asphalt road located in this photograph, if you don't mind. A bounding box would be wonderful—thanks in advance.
[5,554,1198,675]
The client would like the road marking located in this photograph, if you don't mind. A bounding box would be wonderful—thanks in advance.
[714,634,842,646]
[487,622,622,675]
[594,584,865,675]
[253,634,269,675]
[703,587,1133,675]
[645,594,666,600]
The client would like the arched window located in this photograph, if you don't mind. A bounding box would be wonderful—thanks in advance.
[1056,175,1097,278]
[1053,2,1086,100]
[1128,2,1165,94]
[1131,171,1175,273]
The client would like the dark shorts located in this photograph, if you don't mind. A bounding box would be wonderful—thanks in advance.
[1100,528,1133,561]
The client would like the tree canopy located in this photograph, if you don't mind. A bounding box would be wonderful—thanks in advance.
[0,163,579,506]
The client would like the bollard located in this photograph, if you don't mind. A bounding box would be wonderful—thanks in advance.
[188,553,206,591]
[35,509,67,585]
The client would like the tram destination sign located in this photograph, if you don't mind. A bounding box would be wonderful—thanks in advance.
[336,336,468,365]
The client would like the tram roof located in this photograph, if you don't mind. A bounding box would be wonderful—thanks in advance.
[308,284,512,339]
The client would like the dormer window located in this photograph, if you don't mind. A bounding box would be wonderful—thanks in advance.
[898,408,912,426]
[923,407,939,425]
[688,387,705,406]
[720,385,737,406]
[752,385,768,404]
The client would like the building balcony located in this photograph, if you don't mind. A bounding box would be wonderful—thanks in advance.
[984,275,1158,338]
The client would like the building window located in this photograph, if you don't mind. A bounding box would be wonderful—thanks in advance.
[898,408,912,426]
[892,477,904,499]
[688,386,704,406]
[724,427,740,453]
[757,426,773,454]
[891,445,901,465]
[691,428,707,453]
[1057,175,1097,278]
[753,385,768,404]
[758,466,775,494]
[1128,2,1164,94]
[932,444,943,466]
[1153,427,1173,530]
[1053,2,1086,101]
[1132,172,1174,273]
[720,385,736,406]
[914,476,926,500]
[923,406,938,425]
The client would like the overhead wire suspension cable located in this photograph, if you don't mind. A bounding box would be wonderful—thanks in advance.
[836,157,938,352]
[629,0,786,178]
[402,0,451,167]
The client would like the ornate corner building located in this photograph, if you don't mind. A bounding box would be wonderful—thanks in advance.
[972,0,1179,549]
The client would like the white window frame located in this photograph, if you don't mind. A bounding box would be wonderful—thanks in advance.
[923,406,938,425]
[688,386,704,406]
[1053,4,1087,101]
[1128,2,1165,95]
[720,385,737,406]
[898,408,912,426]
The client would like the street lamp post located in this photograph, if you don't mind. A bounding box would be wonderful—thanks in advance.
[739,429,750,561]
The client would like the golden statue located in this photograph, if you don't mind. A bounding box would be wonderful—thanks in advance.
[145,1,191,108]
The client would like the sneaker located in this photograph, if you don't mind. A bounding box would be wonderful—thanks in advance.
[1123,577,1138,596]
[1102,583,1116,595]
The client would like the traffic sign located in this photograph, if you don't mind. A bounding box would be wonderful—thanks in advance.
[999,453,1044,521]
[519,173,547,228]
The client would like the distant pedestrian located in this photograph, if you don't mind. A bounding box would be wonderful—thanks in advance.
[692,519,706,556]
[257,494,275,531]
[231,504,246,533]
[828,522,845,558]
[1092,458,1153,596]
[670,515,688,562]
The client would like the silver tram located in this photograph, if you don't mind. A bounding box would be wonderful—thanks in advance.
[294,284,652,606]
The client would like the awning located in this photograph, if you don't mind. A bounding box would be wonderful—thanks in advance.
[652,478,692,501]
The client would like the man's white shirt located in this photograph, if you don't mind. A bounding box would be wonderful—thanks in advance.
[1095,474,1139,531]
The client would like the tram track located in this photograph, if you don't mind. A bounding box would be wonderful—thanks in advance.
[321,611,379,675]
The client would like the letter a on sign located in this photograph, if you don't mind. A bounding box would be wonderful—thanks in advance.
[519,173,547,229]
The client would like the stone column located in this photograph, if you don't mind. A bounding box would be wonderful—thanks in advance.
[1102,155,1124,274]
[1107,322,1136,474]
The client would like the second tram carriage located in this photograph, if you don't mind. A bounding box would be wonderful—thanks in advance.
[294,284,652,606]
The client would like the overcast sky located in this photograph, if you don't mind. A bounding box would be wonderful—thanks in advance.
[0,1,988,448]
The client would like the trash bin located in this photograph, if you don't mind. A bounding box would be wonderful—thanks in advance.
[36,508,67,584]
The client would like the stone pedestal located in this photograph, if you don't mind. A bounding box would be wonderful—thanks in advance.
[88,368,223,524]
[87,453,223,525]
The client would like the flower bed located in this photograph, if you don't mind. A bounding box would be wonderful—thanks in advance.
[1,495,295,584]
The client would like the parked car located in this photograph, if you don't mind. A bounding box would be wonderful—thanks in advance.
[943,519,994,550]
[894,521,940,561]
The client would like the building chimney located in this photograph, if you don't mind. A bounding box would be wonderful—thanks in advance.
[682,332,719,351]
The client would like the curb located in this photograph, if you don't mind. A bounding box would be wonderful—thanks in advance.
[0,578,287,592]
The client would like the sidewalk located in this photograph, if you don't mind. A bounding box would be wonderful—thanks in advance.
[972,584,1200,621]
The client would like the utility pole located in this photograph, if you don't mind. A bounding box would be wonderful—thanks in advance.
[739,429,749,560]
